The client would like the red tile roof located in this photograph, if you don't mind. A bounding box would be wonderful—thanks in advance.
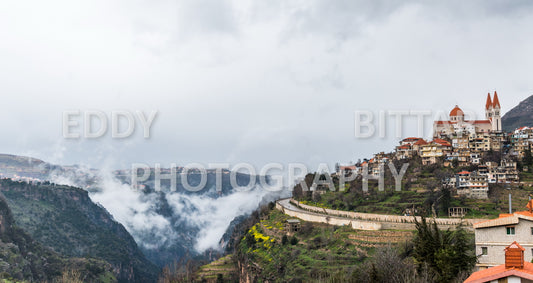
[486,92,492,109]
[435,120,455,125]
[433,138,452,147]
[493,91,500,108]
[464,261,533,282]
[450,105,464,117]
[471,120,491,124]
[435,119,490,125]
[474,203,533,228]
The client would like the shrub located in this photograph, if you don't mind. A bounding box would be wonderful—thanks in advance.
[290,236,298,245]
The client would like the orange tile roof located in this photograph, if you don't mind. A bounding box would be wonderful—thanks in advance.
[433,138,452,147]
[457,170,470,175]
[485,92,492,109]
[471,120,492,124]
[464,261,533,283]
[473,214,517,228]
[435,120,455,125]
[507,241,525,251]
[493,91,500,108]
[413,139,427,145]
[434,119,490,125]
[498,213,514,218]
[397,145,411,150]
[514,211,533,218]
[473,204,533,229]
[450,105,464,117]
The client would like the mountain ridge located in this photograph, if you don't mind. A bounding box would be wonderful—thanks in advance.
[502,94,533,132]
[0,178,159,282]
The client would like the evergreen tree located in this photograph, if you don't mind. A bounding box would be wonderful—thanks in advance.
[413,216,476,283]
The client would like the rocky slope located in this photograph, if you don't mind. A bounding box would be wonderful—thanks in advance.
[0,193,116,282]
[502,94,533,132]
[0,179,159,282]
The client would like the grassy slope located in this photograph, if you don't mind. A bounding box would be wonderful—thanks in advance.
[299,157,533,219]
[235,209,415,282]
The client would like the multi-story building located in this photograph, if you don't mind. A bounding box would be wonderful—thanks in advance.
[468,132,494,152]
[420,138,452,165]
[446,170,489,199]
[477,160,519,184]
[395,137,425,160]
[474,201,533,270]
[511,126,533,159]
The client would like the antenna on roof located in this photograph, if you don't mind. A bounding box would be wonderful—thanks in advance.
[507,185,512,214]
[509,193,512,214]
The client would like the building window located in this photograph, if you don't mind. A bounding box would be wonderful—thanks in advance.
[482,247,488,255]
[507,227,515,235]
[531,227,533,235]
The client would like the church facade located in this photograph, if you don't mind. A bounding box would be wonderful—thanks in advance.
[433,91,502,137]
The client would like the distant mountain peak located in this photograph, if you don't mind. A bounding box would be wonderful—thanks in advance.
[502,94,533,132]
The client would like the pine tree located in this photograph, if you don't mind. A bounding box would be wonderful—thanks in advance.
[413,216,476,283]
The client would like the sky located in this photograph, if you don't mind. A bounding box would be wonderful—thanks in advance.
[1,0,533,172]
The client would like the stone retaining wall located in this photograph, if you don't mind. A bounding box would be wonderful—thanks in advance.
[276,199,481,231]
[289,199,484,226]
[276,201,382,230]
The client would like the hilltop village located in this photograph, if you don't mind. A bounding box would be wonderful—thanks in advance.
[336,92,532,200]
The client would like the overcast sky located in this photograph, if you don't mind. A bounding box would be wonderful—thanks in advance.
[1,0,533,171]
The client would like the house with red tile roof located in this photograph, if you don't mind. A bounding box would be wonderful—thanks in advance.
[419,139,453,165]
[464,241,533,283]
[474,201,533,270]
[395,137,425,159]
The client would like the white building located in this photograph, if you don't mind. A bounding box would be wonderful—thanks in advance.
[474,201,533,270]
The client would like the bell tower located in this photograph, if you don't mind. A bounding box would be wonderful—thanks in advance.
[492,91,502,132]
[485,92,492,120]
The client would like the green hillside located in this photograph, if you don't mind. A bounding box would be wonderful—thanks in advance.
[0,193,115,282]
[0,179,159,283]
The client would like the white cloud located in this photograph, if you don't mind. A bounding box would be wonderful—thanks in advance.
[1,0,533,168]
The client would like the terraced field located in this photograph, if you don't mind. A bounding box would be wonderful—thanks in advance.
[195,255,237,282]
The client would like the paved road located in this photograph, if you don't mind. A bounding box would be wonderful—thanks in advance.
[278,198,323,215]
[277,198,357,221]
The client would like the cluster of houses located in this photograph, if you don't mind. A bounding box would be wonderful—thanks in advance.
[337,92,532,200]
[442,159,521,199]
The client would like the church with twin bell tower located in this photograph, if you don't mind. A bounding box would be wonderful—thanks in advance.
[433,91,502,137]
